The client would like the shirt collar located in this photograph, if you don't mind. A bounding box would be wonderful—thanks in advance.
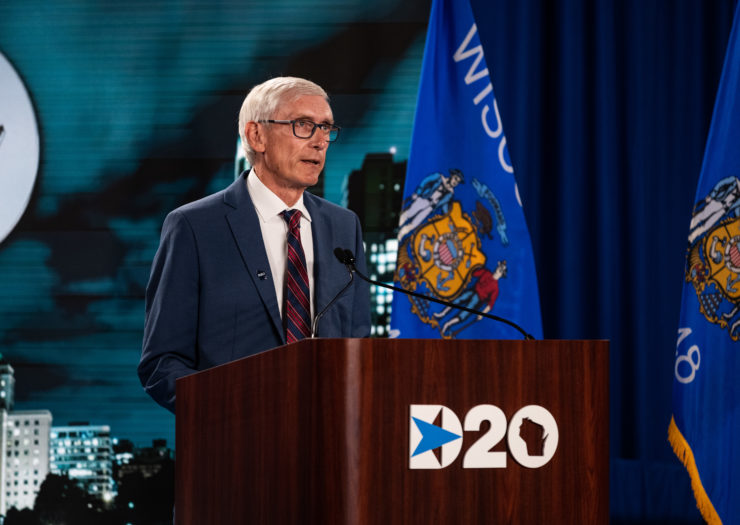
[247,169,312,223]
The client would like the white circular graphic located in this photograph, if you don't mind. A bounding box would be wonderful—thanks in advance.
[506,405,559,468]
[0,51,40,245]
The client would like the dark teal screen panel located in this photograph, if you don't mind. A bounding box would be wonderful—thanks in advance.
[0,0,429,447]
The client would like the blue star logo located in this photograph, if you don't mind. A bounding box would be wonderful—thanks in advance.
[411,416,462,457]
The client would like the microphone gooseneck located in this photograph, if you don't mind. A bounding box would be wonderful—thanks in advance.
[334,247,535,340]
[312,252,355,337]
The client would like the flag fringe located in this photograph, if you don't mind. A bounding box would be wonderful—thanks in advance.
[668,416,722,525]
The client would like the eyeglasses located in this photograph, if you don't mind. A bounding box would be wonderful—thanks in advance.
[259,119,341,142]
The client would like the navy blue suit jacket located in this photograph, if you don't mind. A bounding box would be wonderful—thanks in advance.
[138,173,371,412]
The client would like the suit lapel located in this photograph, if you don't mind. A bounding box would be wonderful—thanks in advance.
[224,175,285,344]
[305,193,341,330]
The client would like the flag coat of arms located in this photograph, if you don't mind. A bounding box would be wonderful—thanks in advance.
[669,3,740,523]
[390,0,542,340]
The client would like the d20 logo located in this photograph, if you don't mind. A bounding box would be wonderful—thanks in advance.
[409,404,558,469]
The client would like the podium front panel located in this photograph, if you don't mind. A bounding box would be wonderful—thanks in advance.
[177,339,608,524]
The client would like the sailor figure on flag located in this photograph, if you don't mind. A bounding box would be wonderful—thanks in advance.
[688,176,740,244]
[398,169,464,241]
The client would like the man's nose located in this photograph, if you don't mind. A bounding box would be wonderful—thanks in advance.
[309,133,329,150]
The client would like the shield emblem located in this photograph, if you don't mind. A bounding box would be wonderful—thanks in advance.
[410,202,485,299]
[703,217,740,301]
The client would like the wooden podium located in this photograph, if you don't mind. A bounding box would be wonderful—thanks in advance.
[176,339,608,524]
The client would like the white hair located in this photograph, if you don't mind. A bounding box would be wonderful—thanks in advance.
[238,77,329,166]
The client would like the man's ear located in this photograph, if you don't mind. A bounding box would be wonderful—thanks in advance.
[245,121,266,154]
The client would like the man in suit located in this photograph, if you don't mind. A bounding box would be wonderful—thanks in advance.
[138,77,371,413]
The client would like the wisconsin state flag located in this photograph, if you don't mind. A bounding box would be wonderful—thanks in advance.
[669,3,740,523]
[390,0,542,340]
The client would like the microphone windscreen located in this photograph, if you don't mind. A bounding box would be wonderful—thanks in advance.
[334,247,348,264]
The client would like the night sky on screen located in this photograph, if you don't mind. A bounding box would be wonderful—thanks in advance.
[0,0,428,447]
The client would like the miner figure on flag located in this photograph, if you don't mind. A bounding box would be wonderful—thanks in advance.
[432,260,508,337]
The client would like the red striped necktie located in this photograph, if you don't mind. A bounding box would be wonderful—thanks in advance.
[281,209,312,342]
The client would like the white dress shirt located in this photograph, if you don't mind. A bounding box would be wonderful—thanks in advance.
[246,169,315,319]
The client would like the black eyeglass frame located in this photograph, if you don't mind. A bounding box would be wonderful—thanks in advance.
[259,119,341,142]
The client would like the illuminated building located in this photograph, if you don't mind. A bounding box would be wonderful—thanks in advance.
[50,423,115,503]
[113,438,173,481]
[4,410,52,511]
[346,153,406,336]
[0,364,14,412]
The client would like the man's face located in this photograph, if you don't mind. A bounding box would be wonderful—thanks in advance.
[495,260,508,278]
[258,94,333,193]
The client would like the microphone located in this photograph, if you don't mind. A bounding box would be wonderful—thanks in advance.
[334,247,535,340]
[311,253,355,337]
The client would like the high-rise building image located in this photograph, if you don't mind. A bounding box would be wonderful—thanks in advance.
[5,410,52,511]
[364,238,400,336]
[50,423,115,503]
[346,153,406,336]
[113,438,173,481]
[0,359,18,515]
[112,437,175,521]
[0,364,14,412]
